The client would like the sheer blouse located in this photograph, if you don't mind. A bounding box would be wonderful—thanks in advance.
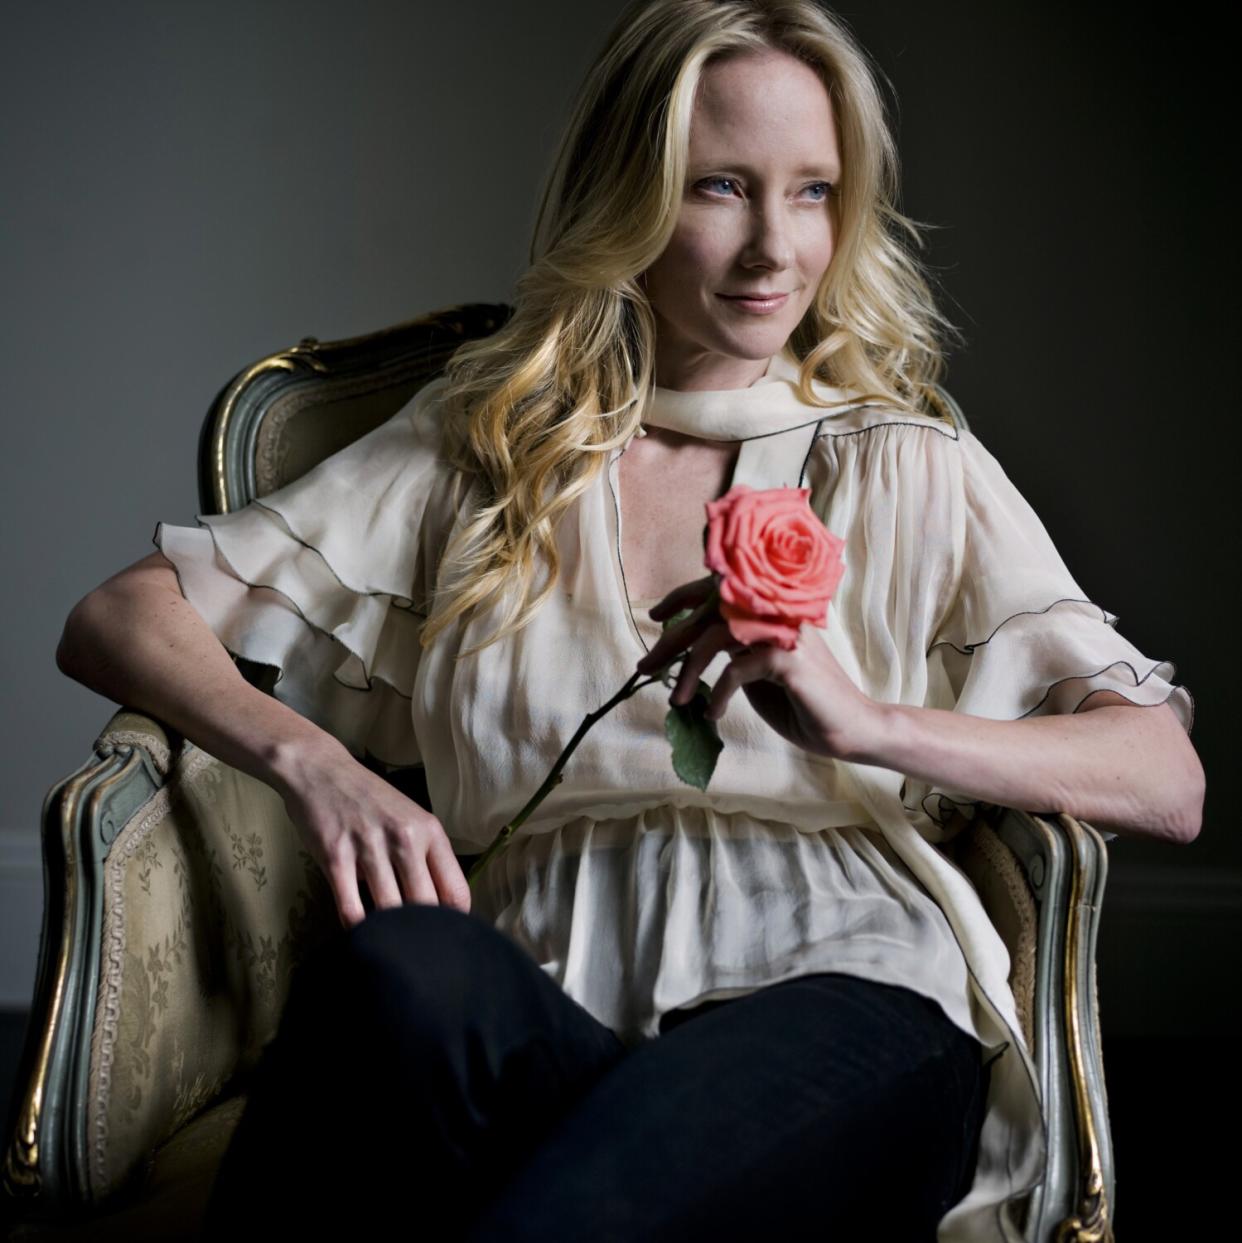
[153,346,1193,1241]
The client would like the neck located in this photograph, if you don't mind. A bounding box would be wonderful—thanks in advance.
[651,355,775,392]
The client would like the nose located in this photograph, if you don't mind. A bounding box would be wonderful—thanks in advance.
[740,194,796,272]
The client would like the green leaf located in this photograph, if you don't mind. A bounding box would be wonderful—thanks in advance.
[664,679,723,790]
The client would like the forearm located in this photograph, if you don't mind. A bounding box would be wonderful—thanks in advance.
[57,580,348,795]
[848,697,1204,845]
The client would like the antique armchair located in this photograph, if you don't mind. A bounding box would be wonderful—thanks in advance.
[1,304,1118,1242]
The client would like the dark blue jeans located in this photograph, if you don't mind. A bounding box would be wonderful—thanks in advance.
[203,903,989,1241]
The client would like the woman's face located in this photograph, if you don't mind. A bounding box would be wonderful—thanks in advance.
[643,48,842,391]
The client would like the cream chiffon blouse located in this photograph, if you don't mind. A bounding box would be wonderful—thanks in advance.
[154,346,1193,1242]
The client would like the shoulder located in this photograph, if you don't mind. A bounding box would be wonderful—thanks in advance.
[800,388,968,515]
[800,390,972,538]
[371,373,455,458]
[804,400,964,470]
[220,373,467,605]
[293,373,462,500]
[404,373,455,435]
[802,379,963,446]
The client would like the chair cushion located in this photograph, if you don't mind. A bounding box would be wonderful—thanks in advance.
[952,818,1038,1051]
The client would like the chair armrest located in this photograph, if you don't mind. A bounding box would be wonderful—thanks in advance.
[91,709,180,781]
[3,712,338,1224]
[957,804,1115,1243]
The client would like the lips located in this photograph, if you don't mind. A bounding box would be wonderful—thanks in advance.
[717,291,790,313]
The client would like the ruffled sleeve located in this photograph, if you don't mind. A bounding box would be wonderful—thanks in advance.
[153,375,464,770]
[910,424,1195,833]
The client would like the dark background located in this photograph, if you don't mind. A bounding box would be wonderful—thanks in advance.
[2,2,1233,1235]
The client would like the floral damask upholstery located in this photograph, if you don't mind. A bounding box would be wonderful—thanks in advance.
[5,710,339,1240]
[87,734,337,1202]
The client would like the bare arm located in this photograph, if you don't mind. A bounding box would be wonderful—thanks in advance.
[57,550,471,924]
[58,550,335,792]
[850,691,1205,846]
[640,577,1205,847]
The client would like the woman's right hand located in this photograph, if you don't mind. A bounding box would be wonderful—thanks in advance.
[269,735,471,930]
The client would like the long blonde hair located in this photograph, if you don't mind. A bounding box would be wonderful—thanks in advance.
[423,0,963,661]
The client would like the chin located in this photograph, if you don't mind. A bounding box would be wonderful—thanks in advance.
[713,324,792,354]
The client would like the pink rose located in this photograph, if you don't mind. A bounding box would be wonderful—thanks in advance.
[703,483,846,651]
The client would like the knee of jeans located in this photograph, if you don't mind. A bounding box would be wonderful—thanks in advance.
[344,902,480,974]
[347,900,474,953]
[252,907,481,1076]
[336,903,509,1022]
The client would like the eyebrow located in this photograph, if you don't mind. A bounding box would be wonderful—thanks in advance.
[689,160,840,179]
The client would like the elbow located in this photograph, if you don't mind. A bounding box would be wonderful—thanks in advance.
[1175,781,1206,846]
[56,591,103,680]
[1169,749,1206,846]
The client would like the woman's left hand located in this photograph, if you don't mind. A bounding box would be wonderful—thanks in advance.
[634,573,885,762]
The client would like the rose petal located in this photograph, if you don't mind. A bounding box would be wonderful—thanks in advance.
[705,485,846,637]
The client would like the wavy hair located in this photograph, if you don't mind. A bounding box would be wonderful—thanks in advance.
[422,0,964,661]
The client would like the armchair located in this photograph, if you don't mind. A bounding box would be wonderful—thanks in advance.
[1,304,1117,1242]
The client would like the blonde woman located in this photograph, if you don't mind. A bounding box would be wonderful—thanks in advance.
[58,1,1202,1238]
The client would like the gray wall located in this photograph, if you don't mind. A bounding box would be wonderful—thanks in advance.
[2,2,1235,1033]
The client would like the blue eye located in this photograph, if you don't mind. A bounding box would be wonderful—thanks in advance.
[696,177,837,200]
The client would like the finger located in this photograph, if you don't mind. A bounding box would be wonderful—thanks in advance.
[636,621,686,674]
[702,646,764,719]
[670,621,735,705]
[637,592,717,674]
[649,573,717,620]
[636,629,681,674]
[426,832,472,913]
[323,845,367,930]
[356,840,405,912]
[391,831,441,907]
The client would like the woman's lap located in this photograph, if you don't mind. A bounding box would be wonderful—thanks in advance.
[469,968,987,1240]
[203,903,987,1241]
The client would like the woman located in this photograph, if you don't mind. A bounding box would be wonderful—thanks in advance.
[58,1,1202,1239]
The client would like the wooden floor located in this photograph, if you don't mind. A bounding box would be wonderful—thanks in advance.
[0,1010,1227,1237]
